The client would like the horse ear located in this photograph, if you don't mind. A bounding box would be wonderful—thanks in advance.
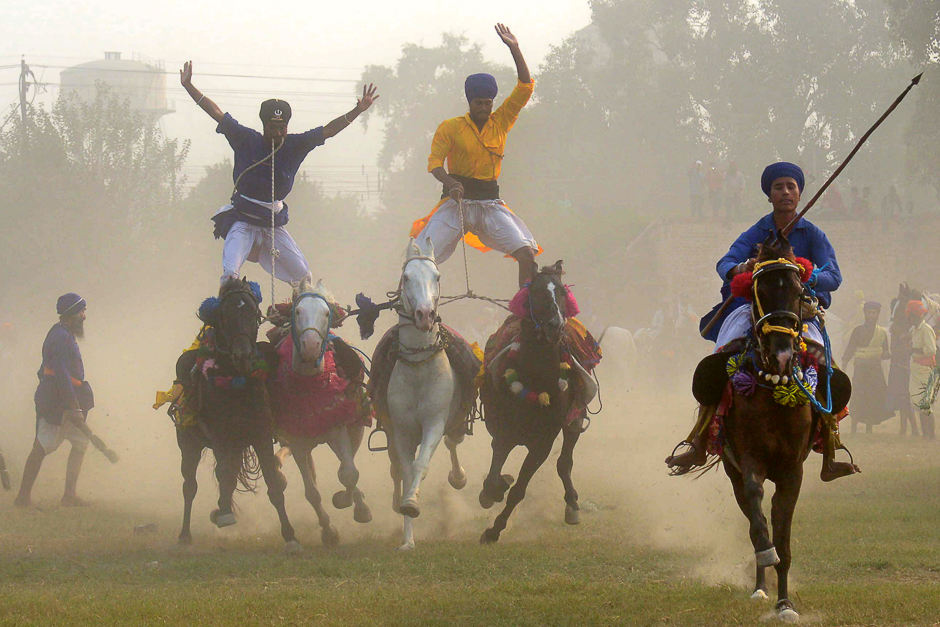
[424,236,436,261]
[316,279,325,293]
[406,238,419,260]
[553,260,564,273]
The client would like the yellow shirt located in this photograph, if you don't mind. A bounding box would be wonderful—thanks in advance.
[427,80,535,180]
[912,320,937,360]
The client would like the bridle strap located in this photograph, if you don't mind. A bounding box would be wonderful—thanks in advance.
[751,261,804,340]
[215,287,262,354]
[291,292,336,367]
[397,255,440,326]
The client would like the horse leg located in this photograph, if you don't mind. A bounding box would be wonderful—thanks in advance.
[177,429,202,545]
[211,446,239,528]
[481,440,553,545]
[291,441,339,547]
[480,436,515,509]
[327,426,372,523]
[387,430,403,514]
[771,469,804,622]
[557,427,581,525]
[725,460,775,597]
[400,418,443,519]
[444,432,467,490]
[391,426,420,550]
[254,440,300,552]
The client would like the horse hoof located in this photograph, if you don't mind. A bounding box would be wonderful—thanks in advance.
[564,504,581,525]
[448,469,468,490]
[332,490,354,510]
[177,535,192,547]
[397,542,415,552]
[400,498,420,518]
[321,525,340,547]
[776,600,800,623]
[756,547,780,568]
[353,502,373,524]
[501,474,515,487]
[479,490,495,509]
[209,510,236,528]
[284,539,304,556]
[480,528,499,545]
[750,589,768,600]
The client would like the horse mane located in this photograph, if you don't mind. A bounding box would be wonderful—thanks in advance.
[293,277,336,306]
[755,236,796,263]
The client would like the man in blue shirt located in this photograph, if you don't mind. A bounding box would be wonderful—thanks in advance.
[15,294,95,507]
[180,62,379,284]
[666,162,859,481]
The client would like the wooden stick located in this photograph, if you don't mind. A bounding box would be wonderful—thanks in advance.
[69,419,120,464]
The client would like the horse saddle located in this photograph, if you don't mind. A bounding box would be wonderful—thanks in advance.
[692,345,850,414]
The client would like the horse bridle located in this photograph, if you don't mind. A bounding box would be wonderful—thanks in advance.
[396,255,439,326]
[291,291,337,367]
[750,258,806,346]
[215,286,262,356]
[527,276,566,342]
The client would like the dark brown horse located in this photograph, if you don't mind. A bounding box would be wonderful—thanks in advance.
[718,237,826,621]
[478,261,596,544]
[174,278,298,553]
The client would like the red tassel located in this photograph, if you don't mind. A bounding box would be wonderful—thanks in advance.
[794,257,814,283]
[730,271,754,300]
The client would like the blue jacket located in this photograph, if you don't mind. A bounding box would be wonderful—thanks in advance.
[211,113,326,238]
[700,213,842,341]
[34,323,85,424]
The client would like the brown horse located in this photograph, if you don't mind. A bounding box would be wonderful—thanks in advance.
[716,237,829,621]
[478,261,598,544]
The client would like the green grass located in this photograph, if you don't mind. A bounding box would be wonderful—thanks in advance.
[2,433,939,625]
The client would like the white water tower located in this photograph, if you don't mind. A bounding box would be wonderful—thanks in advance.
[60,52,174,118]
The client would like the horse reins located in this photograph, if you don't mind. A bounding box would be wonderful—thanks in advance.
[750,259,806,339]
[290,291,337,367]
[395,255,447,364]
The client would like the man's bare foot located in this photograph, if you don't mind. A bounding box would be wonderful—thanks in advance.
[665,442,707,472]
[61,494,90,507]
[820,459,861,482]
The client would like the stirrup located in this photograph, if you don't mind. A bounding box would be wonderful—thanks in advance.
[835,443,856,466]
[367,425,389,452]
[666,441,700,476]
[567,415,591,434]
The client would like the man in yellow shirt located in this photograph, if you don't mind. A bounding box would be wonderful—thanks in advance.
[411,23,539,288]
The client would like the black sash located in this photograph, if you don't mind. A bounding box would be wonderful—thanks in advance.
[441,175,500,201]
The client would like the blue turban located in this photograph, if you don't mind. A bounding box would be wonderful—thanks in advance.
[57,293,86,316]
[465,73,498,104]
[761,162,804,197]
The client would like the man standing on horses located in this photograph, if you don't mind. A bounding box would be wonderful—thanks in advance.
[180,62,379,284]
[666,162,860,481]
[14,294,94,507]
[411,24,539,288]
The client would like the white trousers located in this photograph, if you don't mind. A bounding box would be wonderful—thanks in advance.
[414,199,538,264]
[36,417,89,455]
[715,303,823,351]
[221,221,310,284]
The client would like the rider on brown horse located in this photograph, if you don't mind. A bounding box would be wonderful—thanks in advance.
[666,162,860,481]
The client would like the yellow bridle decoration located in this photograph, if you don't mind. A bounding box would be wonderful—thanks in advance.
[751,258,806,338]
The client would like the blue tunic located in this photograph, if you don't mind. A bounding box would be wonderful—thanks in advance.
[700,213,842,341]
[34,323,85,424]
[212,113,326,238]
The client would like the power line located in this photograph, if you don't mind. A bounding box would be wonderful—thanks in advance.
[34,64,361,83]
[3,54,363,72]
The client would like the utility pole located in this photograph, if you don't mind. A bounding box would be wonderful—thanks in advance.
[18,57,30,149]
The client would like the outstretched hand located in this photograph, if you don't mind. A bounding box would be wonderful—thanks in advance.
[495,23,519,48]
[180,61,193,87]
[357,83,380,112]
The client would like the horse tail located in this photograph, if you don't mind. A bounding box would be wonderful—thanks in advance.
[235,448,261,493]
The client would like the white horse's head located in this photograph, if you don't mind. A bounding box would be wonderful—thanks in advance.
[401,237,441,333]
[291,274,336,366]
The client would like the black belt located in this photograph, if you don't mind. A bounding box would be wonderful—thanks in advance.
[441,175,499,201]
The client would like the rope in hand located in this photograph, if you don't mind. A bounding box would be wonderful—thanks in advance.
[438,198,511,312]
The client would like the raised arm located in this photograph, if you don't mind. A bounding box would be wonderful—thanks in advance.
[496,24,530,84]
[322,84,379,139]
[180,61,224,124]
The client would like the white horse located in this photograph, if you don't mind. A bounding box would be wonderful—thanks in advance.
[272,276,372,547]
[386,238,467,551]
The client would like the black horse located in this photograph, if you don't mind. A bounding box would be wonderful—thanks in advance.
[174,277,298,552]
[478,261,593,544]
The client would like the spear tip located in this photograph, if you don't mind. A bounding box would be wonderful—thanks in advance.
[912,72,924,85]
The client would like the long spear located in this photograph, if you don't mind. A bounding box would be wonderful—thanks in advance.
[700,72,923,339]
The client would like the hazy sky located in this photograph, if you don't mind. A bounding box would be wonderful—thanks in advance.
[1,0,592,197]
